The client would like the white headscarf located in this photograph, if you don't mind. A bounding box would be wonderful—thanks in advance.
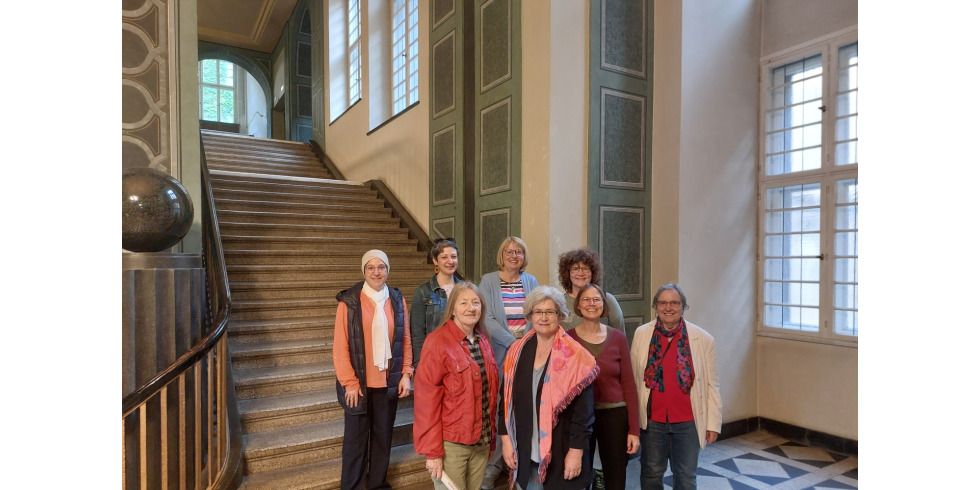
[361,250,392,371]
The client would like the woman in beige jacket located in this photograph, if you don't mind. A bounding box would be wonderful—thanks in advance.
[630,283,722,490]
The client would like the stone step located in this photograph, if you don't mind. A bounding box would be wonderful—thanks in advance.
[230,316,332,343]
[242,407,416,474]
[230,279,429,301]
[231,338,332,369]
[201,132,311,153]
[218,222,409,239]
[208,160,333,179]
[205,150,320,165]
[239,389,342,434]
[214,197,387,214]
[228,265,434,282]
[217,209,397,227]
[223,249,430,266]
[211,176,372,196]
[212,188,380,207]
[234,362,335,400]
[203,142,315,160]
[231,298,337,321]
[238,443,430,490]
[220,235,420,252]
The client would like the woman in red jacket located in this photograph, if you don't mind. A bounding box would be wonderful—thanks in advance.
[414,282,500,490]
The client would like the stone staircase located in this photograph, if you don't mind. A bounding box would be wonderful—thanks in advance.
[201,130,435,489]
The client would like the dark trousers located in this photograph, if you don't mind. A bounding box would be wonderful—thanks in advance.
[340,387,398,490]
[640,421,700,490]
[587,406,630,490]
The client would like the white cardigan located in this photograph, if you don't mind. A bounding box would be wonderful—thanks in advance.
[630,320,723,448]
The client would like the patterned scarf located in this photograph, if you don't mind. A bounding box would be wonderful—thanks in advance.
[501,328,598,487]
[643,318,695,394]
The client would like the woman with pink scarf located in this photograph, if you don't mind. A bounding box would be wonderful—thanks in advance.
[499,285,598,490]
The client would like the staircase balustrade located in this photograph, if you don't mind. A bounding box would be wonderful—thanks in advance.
[121,137,243,489]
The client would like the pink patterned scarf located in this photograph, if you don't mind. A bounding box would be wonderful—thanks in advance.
[501,328,599,486]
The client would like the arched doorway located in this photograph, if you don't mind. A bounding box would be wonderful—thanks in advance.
[198,58,271,138]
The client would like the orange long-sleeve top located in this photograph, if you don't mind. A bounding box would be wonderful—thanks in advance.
[332,292,413,391]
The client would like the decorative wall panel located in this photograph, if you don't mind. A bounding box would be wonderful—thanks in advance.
[432,125,456,205]
[432,31,456,118]
[600,88,645,189]
[599,206,644,299]
[297,84,312,117]
[480,209,510,276]
[432,217,456,241]
[297,41,312,76]
[122,0,175,173]
[480,97,511,195]
[601,0,646,78]
[480,0,511,91]
[433,0,455,30]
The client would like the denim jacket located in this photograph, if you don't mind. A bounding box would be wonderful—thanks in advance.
[410,274,461,367]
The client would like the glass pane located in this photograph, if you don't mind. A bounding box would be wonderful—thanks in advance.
[765,282,782,304]
[766,187,784,208]
[803,77,821,101]
[770,86,785,109]
[767,154,785,175]
[788,80,807,105]
[801,283,819,306]
[834,309,857,336]
[765,305,782,326]
[835,142,858,165]
[802,100,823,125]
[800,308,819,331]
[201,59,217,84]
[219,61,234,86]
[835,231,857,256]
[835,258,857,282]
[767,132,785,153]
[201,86,218,121]
[839,42,858,67]
[801,233,820,256]
[802,258,820,281]
[801,208,820,232]
[839,65,858,92]
[765,259,782,280]
[783,258,802,281]
[803,123,821,148]
[219,89,235,123]
[836,115,858,141]
[836,204,857,230]
[802,148,821,170]
[837,178,858,203]
[766,211,784,233]
[835,284,856,309]
[837,91,857,116]
[784,210,802,232]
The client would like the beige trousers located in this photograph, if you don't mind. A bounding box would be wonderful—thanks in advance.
[432,441,490,490]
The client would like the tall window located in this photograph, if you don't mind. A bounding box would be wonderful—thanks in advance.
[391,0,419,113]
[347,0,361,104]
[759,32,858,340]
[199,59,236,123]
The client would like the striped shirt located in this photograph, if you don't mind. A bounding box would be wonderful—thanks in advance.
[500,280,527,338]
[463,334,491,445]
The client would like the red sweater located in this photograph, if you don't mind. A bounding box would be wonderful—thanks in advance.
[568,327,640,436]
[648,334,694,424]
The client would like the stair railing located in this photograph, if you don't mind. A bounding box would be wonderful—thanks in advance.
[121,137,242,489]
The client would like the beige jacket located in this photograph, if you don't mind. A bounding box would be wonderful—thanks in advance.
[630,320,722,448]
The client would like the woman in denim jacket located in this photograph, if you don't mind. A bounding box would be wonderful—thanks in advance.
[410,238,464,368]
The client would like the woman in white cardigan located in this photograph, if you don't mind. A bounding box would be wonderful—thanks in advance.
[630,283,722,490]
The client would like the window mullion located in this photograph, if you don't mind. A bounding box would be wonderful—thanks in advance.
[819,174,836,338]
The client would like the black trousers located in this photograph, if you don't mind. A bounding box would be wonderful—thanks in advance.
[588,406,630,490]
[340,387,398,490]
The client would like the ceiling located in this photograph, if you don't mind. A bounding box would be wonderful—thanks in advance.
[198,0,299,53]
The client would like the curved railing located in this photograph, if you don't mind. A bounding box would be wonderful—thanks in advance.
[121,138,242,489]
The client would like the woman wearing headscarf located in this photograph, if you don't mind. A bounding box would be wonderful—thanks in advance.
[566,284,639,490]
[499,285,597,490]
[411,238,463,368]
[332,249,413,490]
[414,282,499,490]
[478,236,539,488]
[556,247,624,333]
[630,283,722,490]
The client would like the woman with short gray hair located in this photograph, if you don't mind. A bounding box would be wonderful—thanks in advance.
[499,285,596,489]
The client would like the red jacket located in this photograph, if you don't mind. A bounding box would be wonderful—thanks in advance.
[413,320,499,458]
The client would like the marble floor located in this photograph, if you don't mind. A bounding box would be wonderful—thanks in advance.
[621,430,858,489]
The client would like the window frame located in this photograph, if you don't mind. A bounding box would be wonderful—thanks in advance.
[756,28,859,347]
[390,0,419,114]
[198,59,240,124]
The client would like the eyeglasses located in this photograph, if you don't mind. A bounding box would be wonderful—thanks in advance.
[570,265,591,273]
[504,249,525,257]
[655,300,682,308]
[531,309,559,318]
[579,297,603,304]
[365,264,388,274]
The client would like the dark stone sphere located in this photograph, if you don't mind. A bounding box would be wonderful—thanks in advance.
[122,167,194,252]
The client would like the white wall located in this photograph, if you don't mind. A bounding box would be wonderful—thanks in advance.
[677,0,761,425]
[755,0,859,440]
[244,71,268,137]
[321,0,429,228]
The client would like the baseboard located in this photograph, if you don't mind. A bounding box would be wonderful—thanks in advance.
[719,417,858,455]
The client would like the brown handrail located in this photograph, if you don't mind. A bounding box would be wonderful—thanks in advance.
[309,139,347,180]
[367,178,435,255]
[121,134,242,489]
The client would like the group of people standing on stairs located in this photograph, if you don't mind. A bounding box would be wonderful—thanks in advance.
[332,237,722,490]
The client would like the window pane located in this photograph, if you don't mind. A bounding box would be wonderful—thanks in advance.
[219,89,235,123]
[766,54,822,176]
[835,43,858,166]
[201,86,218,121]
[201,59,217,84]
[219,61,234,87]
[835,258,857,282]
[833,177,858,336]
[764,181,821,331]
